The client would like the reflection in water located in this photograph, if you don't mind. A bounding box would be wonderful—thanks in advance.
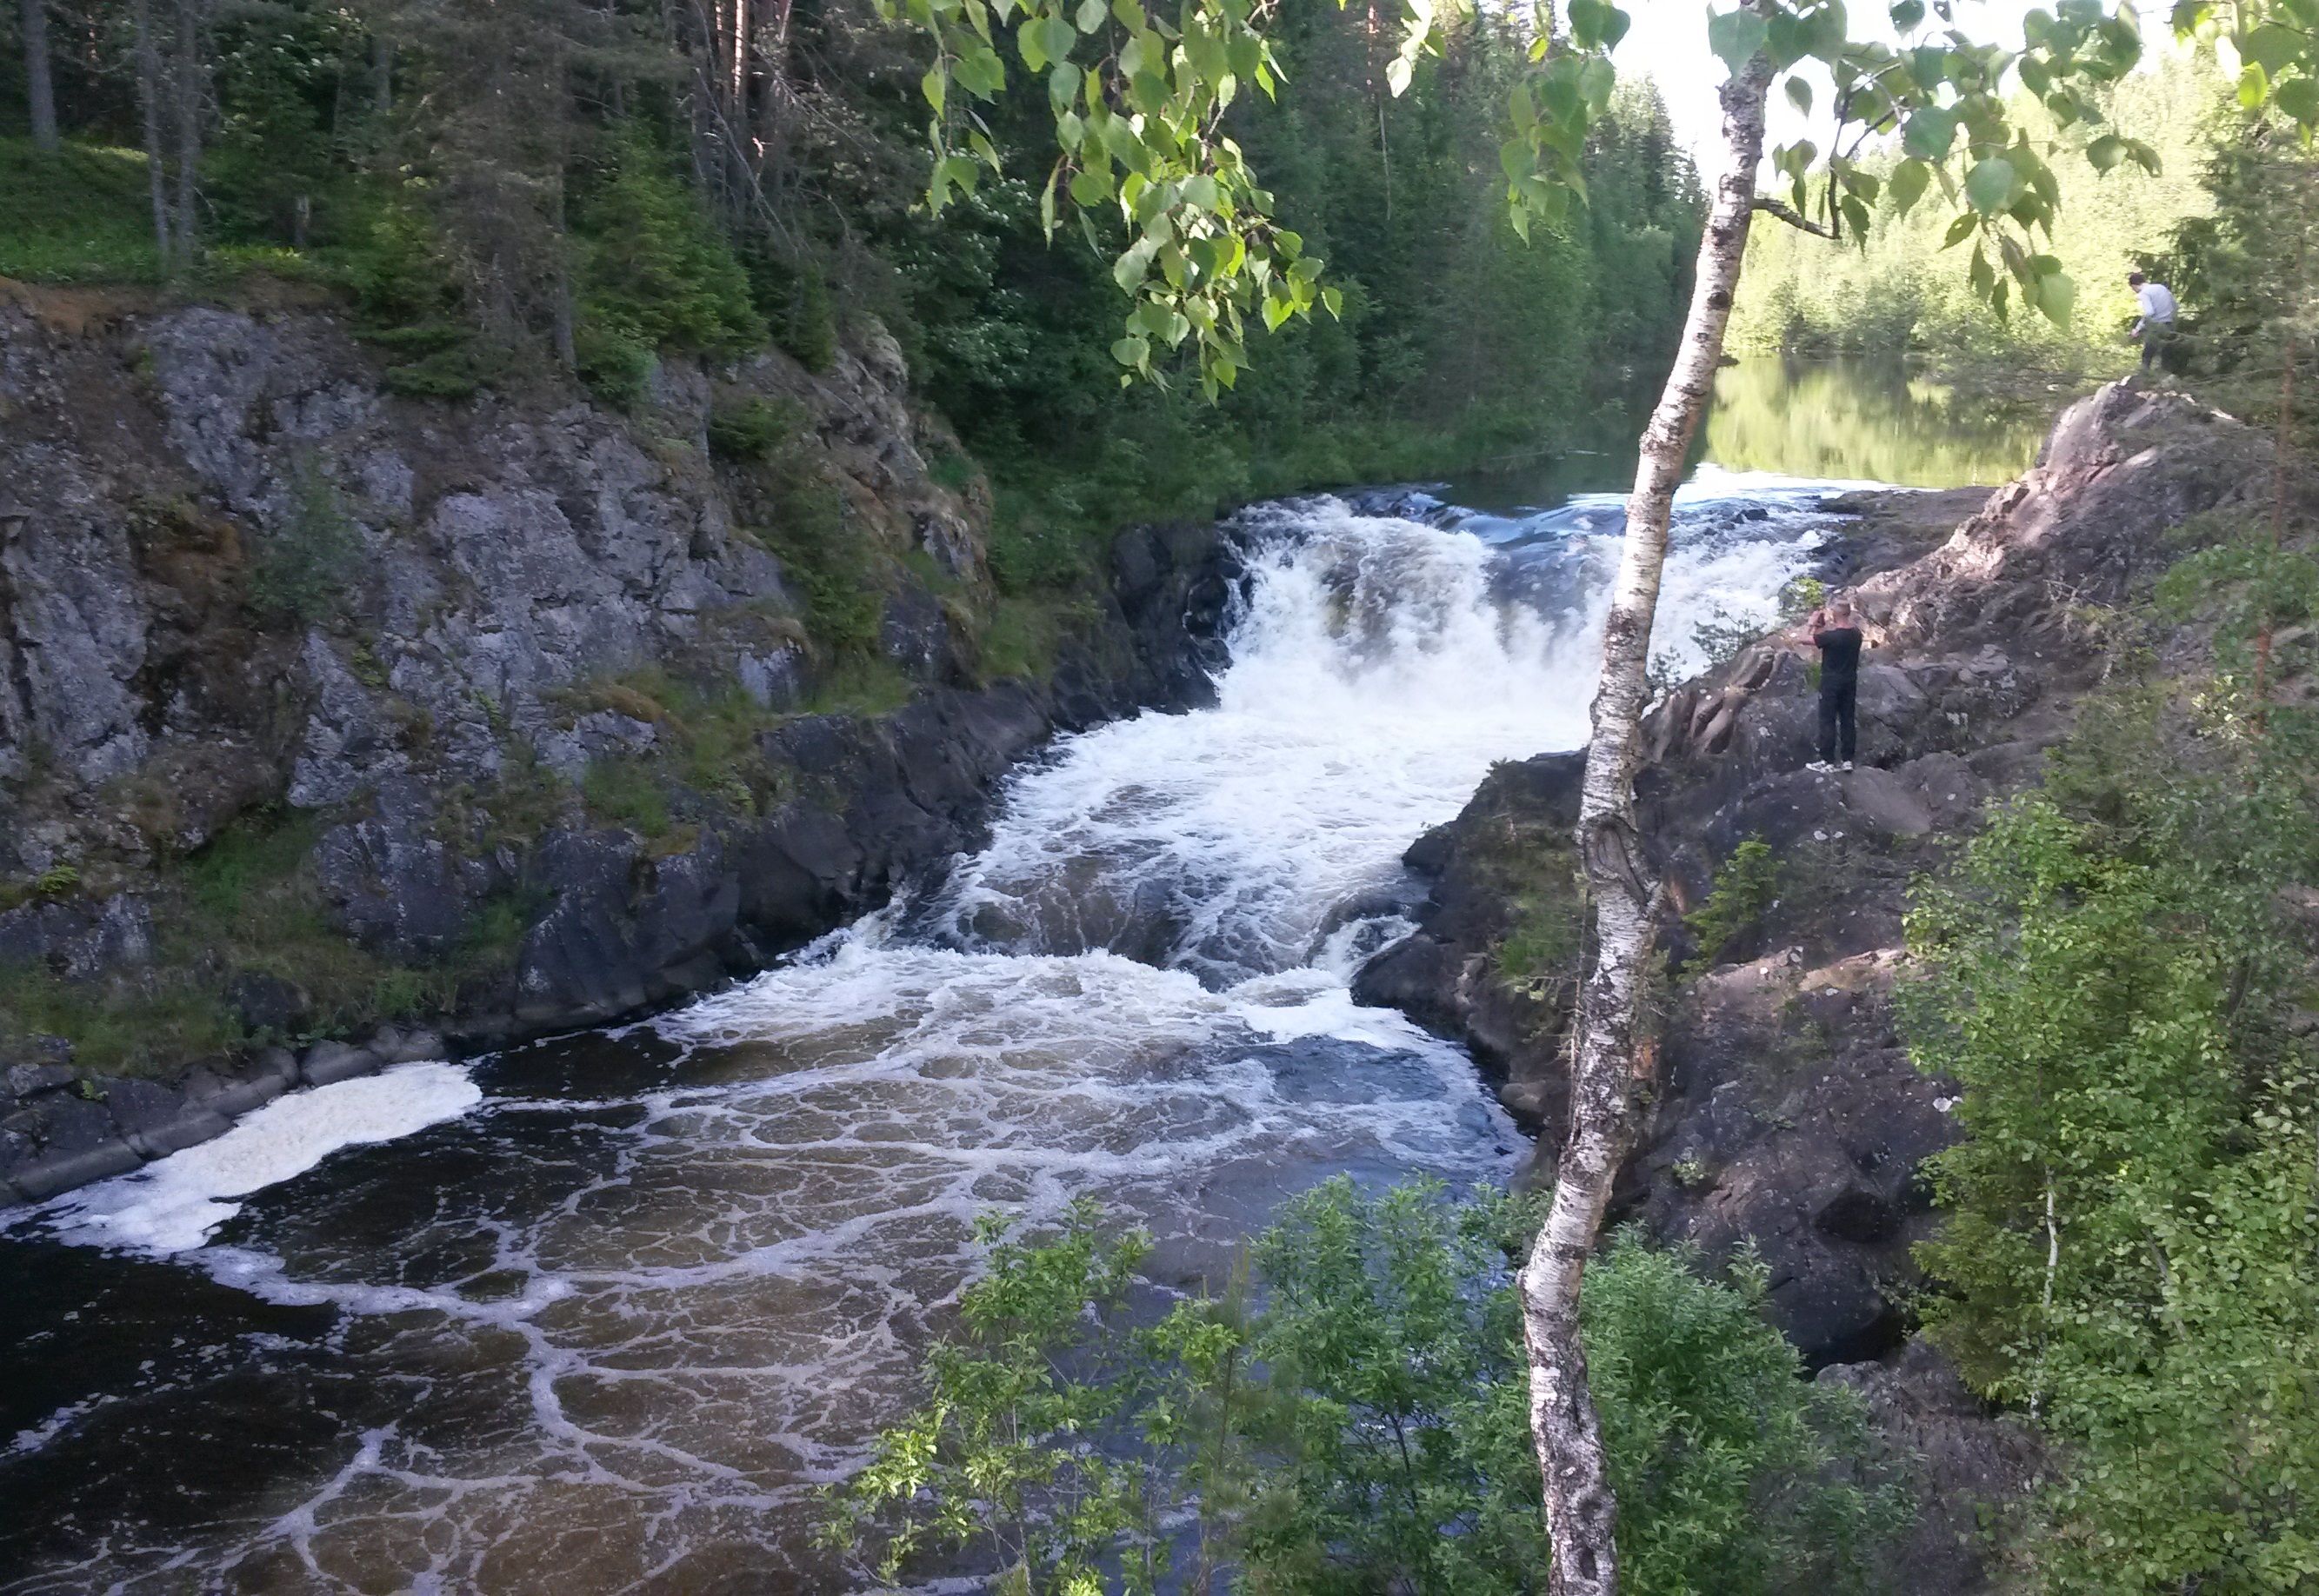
[1703,355,2049,487]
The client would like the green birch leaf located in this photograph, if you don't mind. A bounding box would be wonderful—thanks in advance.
[1964,156,2016,214]
[1903,106,1956,160]
[1707,7,1769,75]
[1784,75,1814,114]
[1889,157,1930,214]
[2274,76,2319,124]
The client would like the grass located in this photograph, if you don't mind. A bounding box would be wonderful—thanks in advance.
[977,592,1090,684]
[803,654,915,717]
[0,805,513,1078]
[582,755,672,839]
[0,140,166,283]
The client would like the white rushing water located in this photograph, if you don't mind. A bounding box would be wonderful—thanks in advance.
[1,479,1843,1593]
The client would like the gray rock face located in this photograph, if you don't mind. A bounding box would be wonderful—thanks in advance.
[0,292,1238,1208]
[0,894,156,981]
[1360,382,2281,1375]
[1819,1340,2042,1593]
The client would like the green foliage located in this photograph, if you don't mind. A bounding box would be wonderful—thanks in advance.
[1906,676,2319,1589]
[1729,51,2220,369]
[706,396,807,462]
[827,1180,1907,1595]
[0,139,166,283]
[819,1200,1175,1593]
[742,245,840,373]
[752,460,884,655]
[576,135,767,406]
[581,755,672,840]
[0,963,242,1078]
[247,454,362,624]
[2169,130,2319,448]
[343,201,481,401]
[1685,837,1782,965]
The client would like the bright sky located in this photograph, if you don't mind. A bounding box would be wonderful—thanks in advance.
[1618,0,2056,180]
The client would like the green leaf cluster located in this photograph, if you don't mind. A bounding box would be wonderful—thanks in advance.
[825,1179,1908,1595]
[1906,664,2319,1591]
[1684,835,1783,966]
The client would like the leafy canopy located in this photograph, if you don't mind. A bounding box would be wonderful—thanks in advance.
[1906,624,2319,1591]
[823,1179,1908,1594]
[876,0,2167,393]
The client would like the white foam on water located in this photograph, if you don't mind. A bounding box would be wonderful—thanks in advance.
[0,483,1856,1593]
[37,1063,483,1254]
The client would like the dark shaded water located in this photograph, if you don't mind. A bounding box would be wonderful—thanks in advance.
[0,371,2046,1592]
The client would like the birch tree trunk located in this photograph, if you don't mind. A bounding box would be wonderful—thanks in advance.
[1517,43,1775,1596]
[20,0,57,152]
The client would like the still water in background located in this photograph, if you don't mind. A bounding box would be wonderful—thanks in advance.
[1703,355,2051,487]
[1452,353,2054,509]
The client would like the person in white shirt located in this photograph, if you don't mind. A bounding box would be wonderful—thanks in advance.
[2129,271,2177,372]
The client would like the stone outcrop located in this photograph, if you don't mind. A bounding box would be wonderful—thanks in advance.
[1355,381,2286,1589]
[0,283,1240,1204]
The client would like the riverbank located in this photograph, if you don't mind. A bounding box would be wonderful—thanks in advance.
[1355,378,2282,1587]
[0,283,1251,1205]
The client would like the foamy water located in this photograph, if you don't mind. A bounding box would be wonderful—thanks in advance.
[0,484,1842,1593]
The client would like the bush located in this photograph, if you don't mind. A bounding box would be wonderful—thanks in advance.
[248,454,362,624]
[707,396,806,462]
[1683,836,1781,966]
[824,1180,1908,1596]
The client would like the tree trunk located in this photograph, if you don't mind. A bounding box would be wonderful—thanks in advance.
[1516,44,1774,1596]
[169,0,205,266]
[20,0,57,151]
[133,0,173,265]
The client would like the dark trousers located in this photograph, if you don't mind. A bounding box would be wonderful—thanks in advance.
[2142,324,2170,370]
[1818,679,1856,764]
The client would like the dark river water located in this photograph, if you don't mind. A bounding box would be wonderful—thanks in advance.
[0,360,2045,1594]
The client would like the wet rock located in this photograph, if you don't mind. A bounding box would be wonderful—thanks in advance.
[310,775,470,963]
[7,1062,73,1097]
[189,1047,297,1118]
[301,1041,383,1087]
[881,582,951,677]
[367,1025,447,1064]
[107,1077,230,1159]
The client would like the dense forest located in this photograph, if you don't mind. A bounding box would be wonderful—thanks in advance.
[12,3,2319,1593]
[0,0,1702,559]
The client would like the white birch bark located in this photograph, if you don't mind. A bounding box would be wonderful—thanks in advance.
[1517,42,1775,1596]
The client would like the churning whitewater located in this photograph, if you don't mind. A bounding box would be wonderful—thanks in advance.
[0,477,1844,1593]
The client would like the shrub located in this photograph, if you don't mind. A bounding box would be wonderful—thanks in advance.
[825,1180,1908,1596]
[1683,836,1781,965]
[248,454,362,624]
[707,396,806,462]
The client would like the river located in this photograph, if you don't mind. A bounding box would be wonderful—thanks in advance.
[0,361,2044,1594]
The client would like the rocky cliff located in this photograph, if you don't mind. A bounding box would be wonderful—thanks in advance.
[1355,380,2282,1587]
[0,279,1237,1203]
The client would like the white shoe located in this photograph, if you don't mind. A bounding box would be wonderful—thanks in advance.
[1840,761,1854,772]
[1804,761,1835,774]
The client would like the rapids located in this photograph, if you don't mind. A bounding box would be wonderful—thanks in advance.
[1,475,1852,1593]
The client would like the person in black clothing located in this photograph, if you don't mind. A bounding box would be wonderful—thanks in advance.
[1807,597,1863,773]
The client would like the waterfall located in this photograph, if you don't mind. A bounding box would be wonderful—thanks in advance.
[0,476,1843,1593]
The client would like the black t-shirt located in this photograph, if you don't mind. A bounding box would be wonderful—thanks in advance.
[1814,625,1863,689]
